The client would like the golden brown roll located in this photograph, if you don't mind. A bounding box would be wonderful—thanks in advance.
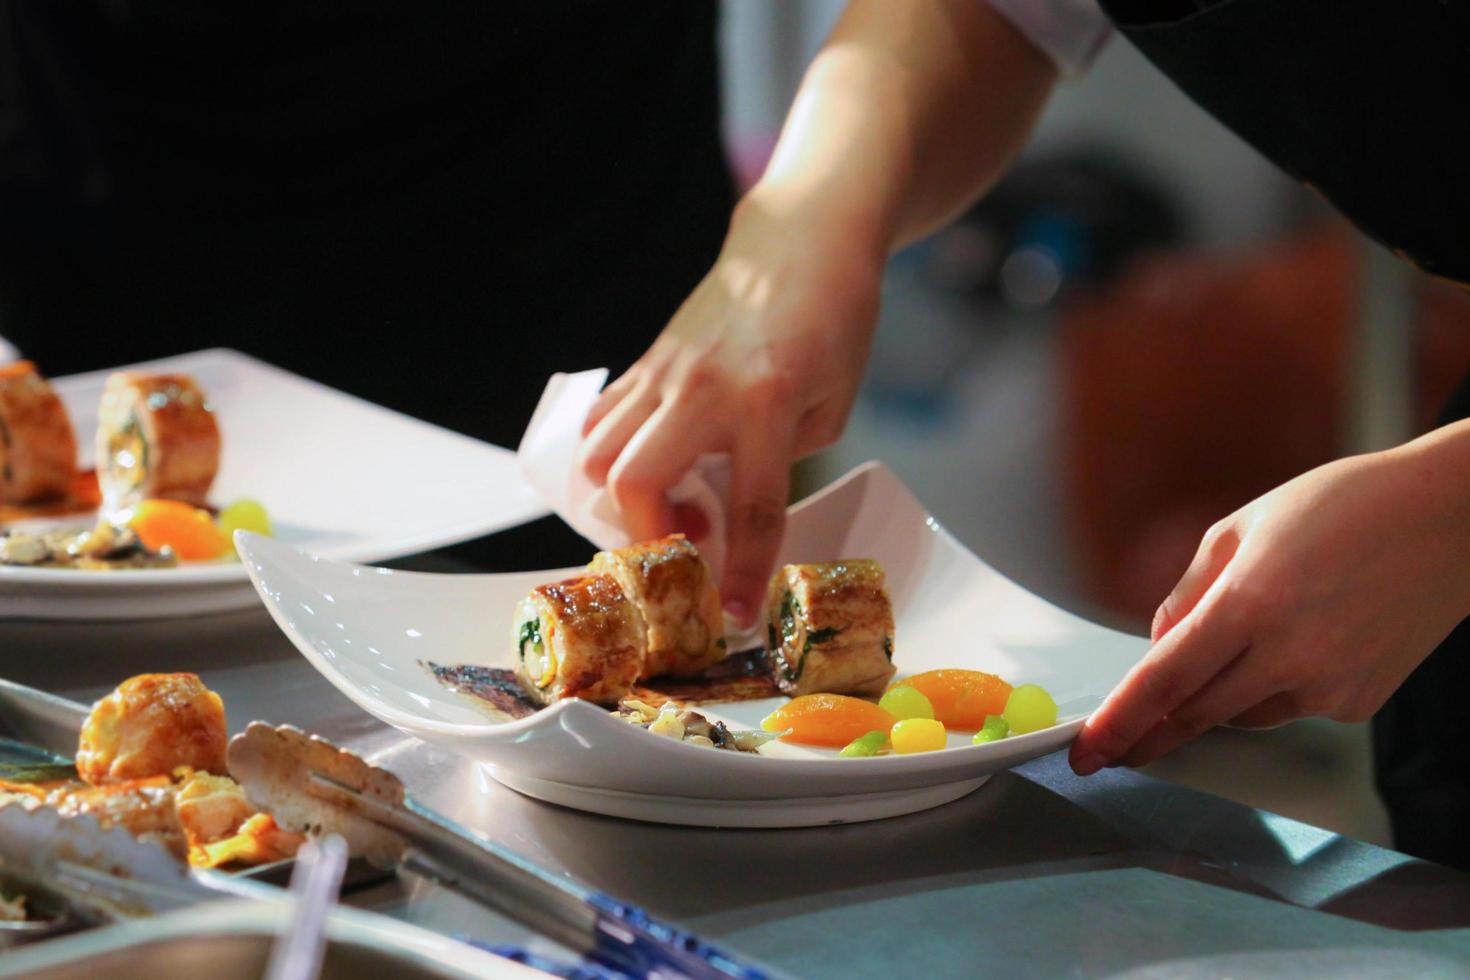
[0,360,78,505]
[513,575,646,706]
[588,534,725,678]
[96,372,220,511]
[764,560,897,697]
[76,673,229,786]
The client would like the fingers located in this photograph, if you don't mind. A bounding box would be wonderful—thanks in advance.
[1151,521,1240,642]
[604,400,712,542]
[721,408,797,626]
[1226,694,1301,731]
[582,369,642,438]
[1113,648,1276,767]
[1069,582,1249,776]
[578,381,658,486]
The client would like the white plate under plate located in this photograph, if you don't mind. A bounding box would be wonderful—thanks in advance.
[0,348,549,621]
[238,462,1149,827]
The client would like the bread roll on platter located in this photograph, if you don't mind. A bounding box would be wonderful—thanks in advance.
[588,534,726,678]
[96,372,220,512]
[764,560,896,697]
[513,575,646,706]
[0,361,78,505]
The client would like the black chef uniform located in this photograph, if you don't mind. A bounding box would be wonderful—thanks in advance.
[1098,0,1470,869]
[0,1,734,566]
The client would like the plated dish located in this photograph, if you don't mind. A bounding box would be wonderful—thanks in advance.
[0,349,548,619]
[430,532,1059,763]
[240,462,1149,827]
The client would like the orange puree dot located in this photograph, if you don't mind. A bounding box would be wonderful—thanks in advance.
[129,499,228,561]
[761,694,897,747]
[896,670,1013,731]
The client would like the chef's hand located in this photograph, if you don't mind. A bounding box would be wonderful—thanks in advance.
[1069,425,1470,776]
[577,195,885,624]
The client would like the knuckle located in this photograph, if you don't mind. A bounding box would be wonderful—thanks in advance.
[1133,666,1182,712]
[1218,576,1277,628]
[745,369,797,404]
[606,461,655,503]
[730,498,786,539]
[1164,708,1214,741]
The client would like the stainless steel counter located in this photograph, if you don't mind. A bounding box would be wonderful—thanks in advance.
[6,594,1470,978]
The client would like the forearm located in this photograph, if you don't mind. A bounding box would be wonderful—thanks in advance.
[744,0,1058,261]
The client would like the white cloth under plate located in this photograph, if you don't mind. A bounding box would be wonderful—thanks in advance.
[517,369,732,581]
[986,0,1112,75]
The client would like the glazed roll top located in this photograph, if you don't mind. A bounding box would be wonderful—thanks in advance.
[0,361,78,505]
[764,560,896,697]
[96,372,220,512]
[588,534,726,678]
[513,574,646,706]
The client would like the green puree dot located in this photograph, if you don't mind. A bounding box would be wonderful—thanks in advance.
[878,685,934,721]
[1003,684,1058,735]
[972,714,1009,744]
[839,729,890,757]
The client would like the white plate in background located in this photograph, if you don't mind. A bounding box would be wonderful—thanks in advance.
[1,349,548,620]
[239,462,1148,828]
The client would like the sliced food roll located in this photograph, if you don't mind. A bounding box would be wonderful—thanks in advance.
[0,361,78,505]
[588,534,726,678]
[96,372,220,512]
[513,574,646,706]
[764,559,896,697]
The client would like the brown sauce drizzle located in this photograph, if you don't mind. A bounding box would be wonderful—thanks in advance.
[425,648,779,719]
[0,469,100,523]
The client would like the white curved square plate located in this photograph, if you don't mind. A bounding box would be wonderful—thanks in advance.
[238,462,1148,826]
[0,349,549,620]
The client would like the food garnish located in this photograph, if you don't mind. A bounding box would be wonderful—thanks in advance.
[878,684,934,721]
[894,669,1013,731]
[0,522,176,570]
[890,718,947,754]
[760,693,897,747]
[1003,684,1059,735]
[838,730,889,758]
[971,715,1009,744]
[217,497,273,538]
[615,699,777,753]
[126,499,229,561]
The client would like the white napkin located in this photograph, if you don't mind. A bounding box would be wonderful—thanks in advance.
[516,369,732,581]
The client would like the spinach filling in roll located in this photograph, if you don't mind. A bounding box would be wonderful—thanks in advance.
[96,372,220,512]
[764,560,896,697]
[513,574,646,706]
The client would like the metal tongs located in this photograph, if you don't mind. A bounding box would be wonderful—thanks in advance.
[228,723,773,980]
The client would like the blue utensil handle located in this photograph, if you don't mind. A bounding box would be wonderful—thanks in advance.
[588,893,770,980]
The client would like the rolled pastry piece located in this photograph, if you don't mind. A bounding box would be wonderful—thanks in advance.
[76,673,229,786]
[764,560,897,697]
[96,372,220,512]
[513,574,646,706]
[588,534,726,678]
[0,361,78,505]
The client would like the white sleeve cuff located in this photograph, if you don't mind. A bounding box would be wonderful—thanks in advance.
[985,0,1112,76]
